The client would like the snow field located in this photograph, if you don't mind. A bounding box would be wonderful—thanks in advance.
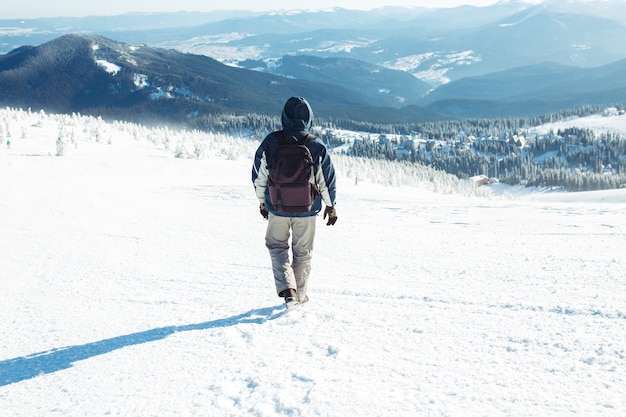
[1,108,625,416]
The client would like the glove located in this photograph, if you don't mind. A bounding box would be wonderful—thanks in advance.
[323,205,337,226]
[259,203,269,220]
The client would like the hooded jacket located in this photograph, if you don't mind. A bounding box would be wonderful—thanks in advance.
[252,97,336,217]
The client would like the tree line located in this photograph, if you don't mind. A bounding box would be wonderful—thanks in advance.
[341,106,626,192]
[189,105,626,192]
[100,103,626,192]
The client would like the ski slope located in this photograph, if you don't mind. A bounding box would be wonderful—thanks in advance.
[1,109,625,416]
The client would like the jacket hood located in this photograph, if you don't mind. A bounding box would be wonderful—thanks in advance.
[281,97,313,137]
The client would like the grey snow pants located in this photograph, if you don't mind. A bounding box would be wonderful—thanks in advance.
[265,214,316,300]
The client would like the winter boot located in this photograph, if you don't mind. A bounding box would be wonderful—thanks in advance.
[279,288,299,309]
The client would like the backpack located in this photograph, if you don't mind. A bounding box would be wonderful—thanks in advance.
[268,131,318,212]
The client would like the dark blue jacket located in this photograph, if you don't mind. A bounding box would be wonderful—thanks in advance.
[252,97,336,217]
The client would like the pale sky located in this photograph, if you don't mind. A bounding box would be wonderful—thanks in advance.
[2,0,503,19]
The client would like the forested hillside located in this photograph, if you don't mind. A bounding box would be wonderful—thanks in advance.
[2,104,624,192]
[153,104,626,192]
[341,105,626,192]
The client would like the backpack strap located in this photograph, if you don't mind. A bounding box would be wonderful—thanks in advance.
[301,133,314,144]
[267,131,284,169]
[275,130,314,145]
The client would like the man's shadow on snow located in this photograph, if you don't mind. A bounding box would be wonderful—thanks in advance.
[0,306,285,387]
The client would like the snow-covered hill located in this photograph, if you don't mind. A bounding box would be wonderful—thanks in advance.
[534,109,626,137]
[1,108,625,416]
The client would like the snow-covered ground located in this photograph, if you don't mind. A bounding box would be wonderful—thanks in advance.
[534,110,626,137]
[1,109,625,416]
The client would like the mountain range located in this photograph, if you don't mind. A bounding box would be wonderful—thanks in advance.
[0,34,443,126]
[2,0,626,123]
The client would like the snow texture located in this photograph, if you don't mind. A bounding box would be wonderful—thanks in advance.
[1,108,625,417]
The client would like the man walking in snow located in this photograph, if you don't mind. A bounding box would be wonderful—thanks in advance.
[252,97,337,308]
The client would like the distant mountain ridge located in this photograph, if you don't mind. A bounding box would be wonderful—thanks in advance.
[244,54,432,107]
[0,34,442,126]
[3,1,626,121]
[133,1,626,87]
[423,59,626,117]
